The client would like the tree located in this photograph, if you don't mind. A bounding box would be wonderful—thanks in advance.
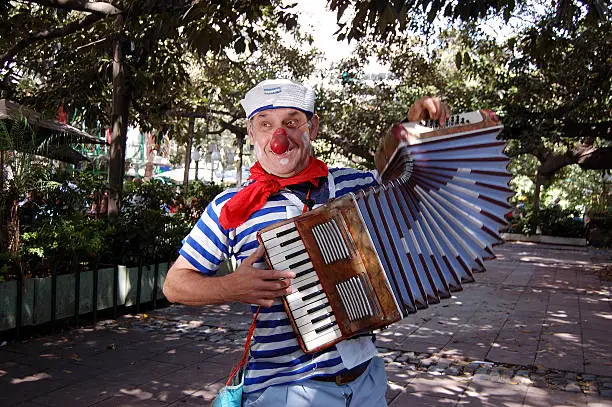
[320,1,610,212]
[496,12,611,210]
[1,0,299,215]
[164,24,320,186]
[329,0,608,42]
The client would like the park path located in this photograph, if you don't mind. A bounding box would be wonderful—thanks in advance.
[1,241,611,406]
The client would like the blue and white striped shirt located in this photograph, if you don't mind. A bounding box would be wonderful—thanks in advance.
[179,167,378,394]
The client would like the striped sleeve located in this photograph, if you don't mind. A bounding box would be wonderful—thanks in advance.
[331,167,379,196]
[179,189,235,275]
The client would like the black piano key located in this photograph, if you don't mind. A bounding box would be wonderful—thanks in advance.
[280,236,301,247]
[289,258,311,269]
[297,280,319,292]
[314,320,337,334]
[302,291,322,302]
[277,226,297,238]
[311,312,334,324]
[307,302,329,314]
[296,267,315,279]
[286,248,307,260]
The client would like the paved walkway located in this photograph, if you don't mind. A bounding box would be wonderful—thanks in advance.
[1,242,611,406]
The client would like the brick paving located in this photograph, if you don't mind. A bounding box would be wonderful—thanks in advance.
[0,241,611,406]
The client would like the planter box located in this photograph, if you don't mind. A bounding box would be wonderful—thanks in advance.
[0,279,36,329]
[502,233,587,246]
[0,262,170,332]
[125,263,168,306]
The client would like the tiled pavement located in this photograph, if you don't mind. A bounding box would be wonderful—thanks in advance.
[1,241,611,406]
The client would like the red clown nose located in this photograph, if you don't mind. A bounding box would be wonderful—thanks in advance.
[270,128,290,154]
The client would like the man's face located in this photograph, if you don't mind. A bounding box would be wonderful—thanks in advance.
[248,108,318,178]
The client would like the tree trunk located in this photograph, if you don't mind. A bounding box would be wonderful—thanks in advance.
[236,135,244,187]
[7,199,19,254]
[183,116,195,195]
[0,150,4,192]
[533,169,542,212]
[107,16,129,219]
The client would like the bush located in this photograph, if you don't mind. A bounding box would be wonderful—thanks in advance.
[507,206,585,238]
[20,214,107,275]
[2,175,225,279]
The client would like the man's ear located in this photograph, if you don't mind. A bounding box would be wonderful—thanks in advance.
[309,114,319,141]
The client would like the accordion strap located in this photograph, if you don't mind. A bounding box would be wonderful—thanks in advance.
[226,307,260,386]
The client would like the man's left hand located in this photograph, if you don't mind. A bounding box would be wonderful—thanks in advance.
[407,96,451,125]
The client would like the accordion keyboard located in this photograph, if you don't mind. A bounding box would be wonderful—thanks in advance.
[260,222,343,351]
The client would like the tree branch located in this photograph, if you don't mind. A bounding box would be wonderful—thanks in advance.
[25,0,122,15]
[217,119,247,138]
[166,107,233,118]
[562,120,612,141]
[1,13,105,66]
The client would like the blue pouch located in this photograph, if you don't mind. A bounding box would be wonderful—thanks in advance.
[212,368,244,407]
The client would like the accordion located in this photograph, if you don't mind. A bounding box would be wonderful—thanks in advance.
[257,110,512,353]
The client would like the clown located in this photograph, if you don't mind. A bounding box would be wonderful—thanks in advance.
[164,79,449,407]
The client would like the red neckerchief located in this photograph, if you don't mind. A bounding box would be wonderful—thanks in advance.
[219,157,328,230]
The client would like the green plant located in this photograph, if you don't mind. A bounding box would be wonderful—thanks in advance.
[1,173,226,280]
[20,214,107,276]
[507,206,585,238]
[183,181,225,222]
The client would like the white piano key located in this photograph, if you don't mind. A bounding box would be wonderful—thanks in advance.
[286,291,326,312]
[264,230,301,251]
[292,263,316,278]
[291,299,331,319]
[286,282,323,303]
[299,315,337,339]
[267,239,305,262]
[290,274,320,293]
[274,252,311,271]
[292,268,317,285]
[260,222,297,242]
[303,326,342,352]
[294,306,335,328]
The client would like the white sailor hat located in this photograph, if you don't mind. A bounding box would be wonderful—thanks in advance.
[240,79,316,119]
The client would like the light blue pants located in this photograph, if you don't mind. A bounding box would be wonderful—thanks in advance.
[242,357,388,407]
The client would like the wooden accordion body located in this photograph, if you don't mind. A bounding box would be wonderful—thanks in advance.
[257,110,511,353]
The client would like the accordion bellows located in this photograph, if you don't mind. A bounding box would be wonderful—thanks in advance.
[258,110,512,353]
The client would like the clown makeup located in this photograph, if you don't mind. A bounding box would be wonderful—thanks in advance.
[253,143,264,160]
[302,132,311,148]
[247,108,318,178]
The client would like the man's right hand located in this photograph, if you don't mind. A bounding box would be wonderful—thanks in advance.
[223,245,295,307]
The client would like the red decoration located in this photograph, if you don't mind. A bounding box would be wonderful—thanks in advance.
[56,104,67,124]
[270,128,290,154]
